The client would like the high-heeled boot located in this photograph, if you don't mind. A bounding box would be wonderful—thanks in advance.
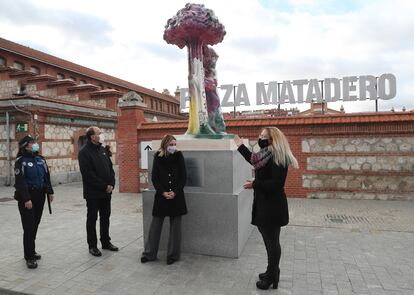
[258,267,279,280]
[258,271,268,280]
[256,269,280,290]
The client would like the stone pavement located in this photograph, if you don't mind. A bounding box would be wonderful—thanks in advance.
[0,182,413,295]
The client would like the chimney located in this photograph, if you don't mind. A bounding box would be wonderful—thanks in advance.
[174,86,180,101]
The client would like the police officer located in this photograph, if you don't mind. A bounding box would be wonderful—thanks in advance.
[14,135,54,269]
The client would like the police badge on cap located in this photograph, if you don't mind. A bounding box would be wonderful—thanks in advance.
[18,135,35,148]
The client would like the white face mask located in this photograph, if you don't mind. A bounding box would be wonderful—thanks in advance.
[99,133,105,144]
[167,146,176,154]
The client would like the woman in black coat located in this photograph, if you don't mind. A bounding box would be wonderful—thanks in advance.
[141,134,187,265]
[235,127,298,290]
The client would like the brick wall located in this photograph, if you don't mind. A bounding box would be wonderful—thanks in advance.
[122,112,414,200]
[117,104,145,192]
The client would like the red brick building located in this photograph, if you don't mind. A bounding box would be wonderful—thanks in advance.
[2,37,414,201]
[0,37,185,186]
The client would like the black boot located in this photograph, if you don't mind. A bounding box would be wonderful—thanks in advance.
[26,259,38,269]
[256,269,280,290]
[258,271,268,280]
[258,266,278,280]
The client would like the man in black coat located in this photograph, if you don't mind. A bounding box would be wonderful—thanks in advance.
[78,126,118,256]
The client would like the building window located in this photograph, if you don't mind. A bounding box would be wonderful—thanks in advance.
[151,99,154,109]
[69,76,76,81]
[98,84,104,90]
[13,61,24,70]
[30,66,40,74]
[80,80,86,85]
[57,73,65,79]
[0,56,5,66]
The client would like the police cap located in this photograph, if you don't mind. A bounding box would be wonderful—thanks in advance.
[18,135,35,148]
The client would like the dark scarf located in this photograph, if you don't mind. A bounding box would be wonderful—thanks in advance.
[251,147,272,170]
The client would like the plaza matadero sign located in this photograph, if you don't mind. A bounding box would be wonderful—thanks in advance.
[179,73,397,110]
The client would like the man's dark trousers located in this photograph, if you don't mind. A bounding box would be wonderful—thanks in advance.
[86,196,111,248]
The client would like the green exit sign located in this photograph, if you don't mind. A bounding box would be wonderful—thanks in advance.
[16,123,28,132]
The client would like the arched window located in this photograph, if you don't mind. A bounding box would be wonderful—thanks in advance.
[57,73,65,79]
[0,56,5,66]
[98,84,104,90]
[30,66,40,74]
[79,80,86,85]
[69,76,76,81]
[13,61,24,70]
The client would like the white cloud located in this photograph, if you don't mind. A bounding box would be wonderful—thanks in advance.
[0,0,412,113]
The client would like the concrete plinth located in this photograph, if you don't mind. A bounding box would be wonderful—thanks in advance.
[142,138,254,258]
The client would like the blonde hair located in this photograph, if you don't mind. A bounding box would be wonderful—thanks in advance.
[158,134,176,157]
[263,127,299,169]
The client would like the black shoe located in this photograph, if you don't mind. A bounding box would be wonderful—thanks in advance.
[259,267,279,280]
[34,252,41,260]
[102,242,119,252]
[258,271,268,280]
[26,259,38,269]
[166,258,176,265]
[140,256,152,263]
[256,271,279,290]
[89,247,102,257]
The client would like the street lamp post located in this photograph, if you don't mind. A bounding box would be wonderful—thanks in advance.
[233,85,237,118]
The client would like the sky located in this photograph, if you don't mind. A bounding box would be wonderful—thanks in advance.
[0,0,413,113]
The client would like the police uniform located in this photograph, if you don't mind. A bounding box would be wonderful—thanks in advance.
[14,136,53,267]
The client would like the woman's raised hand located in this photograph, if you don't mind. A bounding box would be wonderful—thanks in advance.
[234,135,243,147]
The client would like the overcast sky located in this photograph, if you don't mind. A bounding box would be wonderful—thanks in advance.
[0,0,413,113]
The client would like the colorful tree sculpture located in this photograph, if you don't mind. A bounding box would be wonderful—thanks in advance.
[164,3,226,136]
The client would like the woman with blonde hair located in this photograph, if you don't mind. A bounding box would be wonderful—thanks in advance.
[234,127,298,290]
[141,134,187,265]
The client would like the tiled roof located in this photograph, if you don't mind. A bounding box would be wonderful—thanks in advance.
[140,111,414,130]
[0,94,111,111]
[0,37,178,104]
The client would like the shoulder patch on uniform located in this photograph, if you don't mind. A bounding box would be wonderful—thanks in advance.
[15,168,20,175]
[28,162,33,167]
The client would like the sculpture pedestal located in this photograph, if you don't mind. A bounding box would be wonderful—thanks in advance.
[142,138,254,258]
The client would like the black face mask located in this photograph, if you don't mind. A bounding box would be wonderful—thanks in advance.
[258,139,270,149]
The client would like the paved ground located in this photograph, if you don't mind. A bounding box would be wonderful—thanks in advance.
[0,182,413,295]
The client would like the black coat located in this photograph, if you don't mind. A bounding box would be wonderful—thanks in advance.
[78,141,115,199]
[238,144,289,227]
[151,151,187,217]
